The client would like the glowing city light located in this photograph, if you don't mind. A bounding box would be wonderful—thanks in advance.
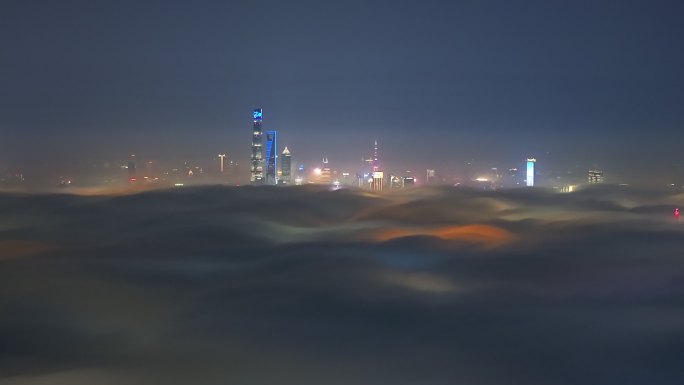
[526,158,536,187]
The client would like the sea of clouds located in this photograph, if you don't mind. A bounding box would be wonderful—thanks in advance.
[1,185,683,385]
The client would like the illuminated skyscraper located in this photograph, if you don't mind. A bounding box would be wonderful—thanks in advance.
[588,169,604,184]
[265,130,278,185]
[372,139,379,172]
[279,146,291,185]
[319,158,331,184]
[250,108,264,184]
[526,158,536,187]
[218,154,226,174]
[371,171,384,191]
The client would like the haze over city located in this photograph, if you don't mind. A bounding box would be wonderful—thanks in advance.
[1,1,684,385]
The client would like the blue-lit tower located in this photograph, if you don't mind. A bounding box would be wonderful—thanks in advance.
[526,158,536,187]
[265,130,278,185]
[250,108,264,184]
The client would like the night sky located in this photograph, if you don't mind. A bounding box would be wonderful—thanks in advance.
[2,0,684,181]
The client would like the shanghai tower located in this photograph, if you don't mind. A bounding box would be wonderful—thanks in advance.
[250,108,264,184]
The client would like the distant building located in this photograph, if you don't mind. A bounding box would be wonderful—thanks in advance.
[250,108,264,184]
[295,164,305,185]
[339,172,355,187]
[403,176,415,187]
[146,161,154,177]
[218,154,226,174]
[372,140,379,172]
[265,130,277,185]
[371,171,384,191]
[526,158,536,187]
[504,167,522,188]
[319,158,331,184]
[588,170,604,184]
[127,154,136,178]
[354,173,364,188]
[227,160,239,181]
[279,147,292,185]
[389,175,402,189]
[426,169,436,184]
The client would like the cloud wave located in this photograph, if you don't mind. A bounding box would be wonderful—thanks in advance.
[1,185,683,385]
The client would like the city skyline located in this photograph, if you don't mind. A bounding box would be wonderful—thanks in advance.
[0,101,681,187]
[0,104,673,190]
[2,2,684,384]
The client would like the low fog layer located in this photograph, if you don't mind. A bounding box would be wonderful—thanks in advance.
[1,186,683,385]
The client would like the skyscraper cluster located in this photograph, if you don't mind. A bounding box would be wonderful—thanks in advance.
[245,108,614,192]
[250,108,292,186]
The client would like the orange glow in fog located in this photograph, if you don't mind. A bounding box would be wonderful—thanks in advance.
[371,224,514,247]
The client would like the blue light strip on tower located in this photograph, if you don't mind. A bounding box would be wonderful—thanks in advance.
[526,158,535,187]
[266,133,274,164]
[265,130,277,185]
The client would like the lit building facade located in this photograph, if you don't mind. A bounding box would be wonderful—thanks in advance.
[372,140,379,172]
[265,130,277,185]
[279,146,291,185]
[250,108,264,184]
[588,170,604,184]
[526,158,536,187]
[389,175,402,189]
[372,171,384,191]
[319,158,331,184]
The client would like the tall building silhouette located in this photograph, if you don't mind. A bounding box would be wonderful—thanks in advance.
[426,169,436,184]
[265,130,278,185]
[369,139,383,190]
[127,154,136,178]
[280,146,292,185]
[250,108,264,184]
[372,139,379,172]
